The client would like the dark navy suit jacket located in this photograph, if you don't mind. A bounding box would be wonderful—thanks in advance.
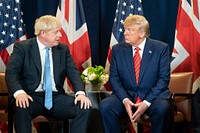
[5,38,84,96]
[109,38,171,103]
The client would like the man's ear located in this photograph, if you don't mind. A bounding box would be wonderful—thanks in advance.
[40,30,46,37]
[139,31,145,38]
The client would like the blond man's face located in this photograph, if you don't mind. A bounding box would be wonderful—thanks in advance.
[43,27,62,47]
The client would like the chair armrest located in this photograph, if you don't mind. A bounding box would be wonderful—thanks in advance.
[172,93,194,114]
[173,93,194,97]
[172,93,194,102]
[0,92,9,96]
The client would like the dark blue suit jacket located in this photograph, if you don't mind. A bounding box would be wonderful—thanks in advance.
[109,38,171,103]
[5,38,84,96]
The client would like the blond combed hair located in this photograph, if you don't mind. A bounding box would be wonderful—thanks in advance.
[123,14,150,37]
[34,15,61,36]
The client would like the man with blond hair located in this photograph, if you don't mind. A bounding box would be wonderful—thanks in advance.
[5,15,92,133]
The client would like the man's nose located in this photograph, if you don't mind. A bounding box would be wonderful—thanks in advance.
[58,31,62,37]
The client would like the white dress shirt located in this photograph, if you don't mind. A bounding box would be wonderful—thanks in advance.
[35,37,57,92]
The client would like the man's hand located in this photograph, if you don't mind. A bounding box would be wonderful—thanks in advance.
[15,93,33,108]
[123,98,134,121]
[74,94,92,109]
[123,99,149,122]
[132,102,148,122]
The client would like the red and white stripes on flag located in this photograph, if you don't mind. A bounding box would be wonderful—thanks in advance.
[56,0,91,91]
[0,35,27,72]
[171,0,200,93]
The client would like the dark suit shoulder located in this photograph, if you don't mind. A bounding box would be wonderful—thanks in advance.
[56,43,68,48]
[147,38,168,48]
[15,38,36,45]
[52,43,70,52]
[113,41,131,49]
[14,38,37,50]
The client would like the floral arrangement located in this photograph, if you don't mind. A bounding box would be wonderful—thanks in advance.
[81,65,109,85]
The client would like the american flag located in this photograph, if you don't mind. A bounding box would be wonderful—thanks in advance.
[0,0,27,132]
[171,0,200,93]
[0,0,27,72]
[104,0,143,132]
[105,0,143,91]
[56,0,91,91]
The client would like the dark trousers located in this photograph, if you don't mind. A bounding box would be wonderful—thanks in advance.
[99,94,171,133]
[13,92,91,133]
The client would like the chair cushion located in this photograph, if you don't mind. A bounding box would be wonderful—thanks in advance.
[32,115,49,123]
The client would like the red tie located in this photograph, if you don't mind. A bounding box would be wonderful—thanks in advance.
[133,47,141,85]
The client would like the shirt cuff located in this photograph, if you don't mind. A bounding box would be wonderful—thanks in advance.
[13,90,26,98]
[143,100,151,107]
[75,91,85,97]
[122,98,130,104]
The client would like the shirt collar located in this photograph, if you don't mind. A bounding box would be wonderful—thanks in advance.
[132,38,146,51]
[36,37,46,51]
[36,37,52,51]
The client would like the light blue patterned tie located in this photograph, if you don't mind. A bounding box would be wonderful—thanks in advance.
[44,47,52,110]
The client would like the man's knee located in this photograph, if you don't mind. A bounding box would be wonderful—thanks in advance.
[99,99,111,114]
[154,99,171,117]
[15,106,30,116]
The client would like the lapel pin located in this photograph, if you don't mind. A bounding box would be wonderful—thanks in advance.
[149,50,152,54]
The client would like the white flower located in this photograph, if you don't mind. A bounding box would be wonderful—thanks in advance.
[81,65,109,85]
[88,73,97,81]
[100,75,109,84]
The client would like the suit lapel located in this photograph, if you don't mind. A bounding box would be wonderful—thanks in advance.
[139,39,153,84]
[123,44,136,84]
[30,39,42,73]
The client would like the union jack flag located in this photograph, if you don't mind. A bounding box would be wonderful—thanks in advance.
[105,0,143,91]
[56,0,91,91]
[0,0,27,72]
[171,0,200,93]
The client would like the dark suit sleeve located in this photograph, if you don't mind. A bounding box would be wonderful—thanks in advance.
[109,46,131,102]
[144,42,171,102]
[60,45,85,93]
[5,42,27,96]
